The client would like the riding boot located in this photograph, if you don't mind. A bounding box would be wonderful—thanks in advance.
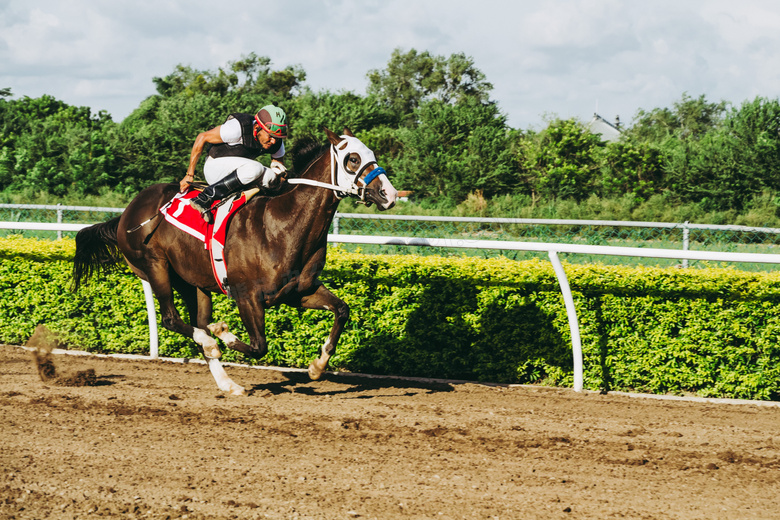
[190,170,246,224]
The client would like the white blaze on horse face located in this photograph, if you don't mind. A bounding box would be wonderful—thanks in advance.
[375,174,398,210]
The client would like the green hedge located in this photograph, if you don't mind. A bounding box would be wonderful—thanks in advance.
[2,236,780,400]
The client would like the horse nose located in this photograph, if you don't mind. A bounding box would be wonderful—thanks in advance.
[379,188,397,210]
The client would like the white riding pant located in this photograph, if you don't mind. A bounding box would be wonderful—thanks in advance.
[203,156,275,186]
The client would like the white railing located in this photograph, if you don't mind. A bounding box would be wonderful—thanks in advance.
[0,204,124,239]
[5,220,780,392]
[333,212,780,236]
[7,203,780,246]
[332,213,780,269]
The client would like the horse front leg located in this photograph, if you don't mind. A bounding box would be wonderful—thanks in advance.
[234,292,270,360]
[299,285,350,380]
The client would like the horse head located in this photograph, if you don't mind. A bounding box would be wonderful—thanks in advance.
[325,128,398,211]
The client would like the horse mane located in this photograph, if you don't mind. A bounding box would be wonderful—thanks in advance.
[242,134,328,194]
[289,134,329,177]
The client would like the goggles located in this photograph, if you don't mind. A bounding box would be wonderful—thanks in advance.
[254,114,288,139]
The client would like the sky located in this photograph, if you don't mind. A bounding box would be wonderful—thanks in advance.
[2,0,780,130]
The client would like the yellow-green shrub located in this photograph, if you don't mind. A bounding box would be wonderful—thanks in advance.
[2,236,779,400]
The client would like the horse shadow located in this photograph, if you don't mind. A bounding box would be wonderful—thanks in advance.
[247,371,455,398]
[339,276,572,386]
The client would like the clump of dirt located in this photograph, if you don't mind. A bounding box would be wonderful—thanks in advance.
[59,368,98,387]
[26,325,99,387]
[26,325,58,382]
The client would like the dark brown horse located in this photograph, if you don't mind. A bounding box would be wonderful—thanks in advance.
[72,128,397,394]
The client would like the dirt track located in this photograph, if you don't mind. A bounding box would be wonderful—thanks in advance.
[2,344,779,520]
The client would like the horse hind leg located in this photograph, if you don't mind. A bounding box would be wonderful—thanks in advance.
[308,338,334,381]
[158,271,244,395]
[172,276,223,360]
[192,324,245,396]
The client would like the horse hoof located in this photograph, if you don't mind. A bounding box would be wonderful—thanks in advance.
[229,384,246,396]
[203,344,222,359]
[308,363,322,381]
[207,322,228,335]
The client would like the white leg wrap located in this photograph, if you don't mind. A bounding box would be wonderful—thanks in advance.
[207,322,239,346]
[207,358,245,396]
[193,328,221,359]
[219,331,240,346]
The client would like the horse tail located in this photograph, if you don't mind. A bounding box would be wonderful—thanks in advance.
[72,216,124,291]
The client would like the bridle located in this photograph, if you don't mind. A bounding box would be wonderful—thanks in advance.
[287,135,386,204]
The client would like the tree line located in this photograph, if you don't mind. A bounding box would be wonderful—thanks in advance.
[2,49,780,215]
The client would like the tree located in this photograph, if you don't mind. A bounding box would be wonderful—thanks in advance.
[662,97,780,211]
[389,97,519,202]
[524,119,603,202]
[627,93,727,143]
[289,90,399,139]
[367,48,493,125]
[0,95,116,194]
[152,53,306,101]
[600,139,665,202]
[724,97,780,193]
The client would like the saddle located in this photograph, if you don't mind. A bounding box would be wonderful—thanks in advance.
[160,186,259,297]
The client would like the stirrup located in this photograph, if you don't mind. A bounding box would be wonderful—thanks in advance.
[189,198,214,224]
[199,209,214,224]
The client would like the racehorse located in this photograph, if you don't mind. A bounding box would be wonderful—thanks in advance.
[72,128,398,395]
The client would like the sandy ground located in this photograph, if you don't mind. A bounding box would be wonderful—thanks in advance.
[2,343,779,520]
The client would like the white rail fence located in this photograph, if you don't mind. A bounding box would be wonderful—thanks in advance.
[0,204,124,239]
[6,203,780,255]
[4,219,780,392]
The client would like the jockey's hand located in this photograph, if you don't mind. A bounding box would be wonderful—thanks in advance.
[270,159,287,179]
[179,174,194,193]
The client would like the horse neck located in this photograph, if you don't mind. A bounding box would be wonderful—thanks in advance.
[304,146,336,189]
[280,147,340,233]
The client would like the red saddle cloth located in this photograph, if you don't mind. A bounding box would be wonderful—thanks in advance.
[160,189,251,295]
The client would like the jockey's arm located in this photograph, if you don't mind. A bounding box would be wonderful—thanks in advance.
[180,126,223,192]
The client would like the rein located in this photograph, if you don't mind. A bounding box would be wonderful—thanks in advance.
[286,177,363,197]
[286,142,385,202]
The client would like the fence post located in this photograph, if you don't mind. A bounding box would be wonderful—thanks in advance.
[548,251,584,392]
[56,204,63,240]
[333,214,340,235]
[141,280,159,358]
[682,221,690,268]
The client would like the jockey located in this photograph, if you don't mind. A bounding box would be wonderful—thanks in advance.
[181,105,289,222]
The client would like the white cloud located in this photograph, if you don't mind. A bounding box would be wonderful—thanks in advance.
[2,0,780,128]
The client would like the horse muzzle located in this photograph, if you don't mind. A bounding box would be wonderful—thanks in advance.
[364,175,398,211]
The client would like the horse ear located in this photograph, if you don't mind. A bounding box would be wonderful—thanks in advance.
[325,127,341,145]
[343,127,355,137]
